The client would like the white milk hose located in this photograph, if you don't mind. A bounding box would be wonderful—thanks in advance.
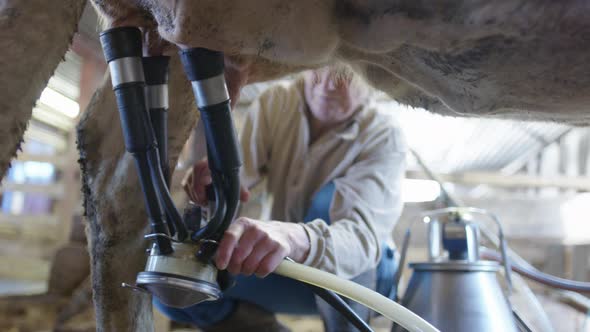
[274,260,439,332]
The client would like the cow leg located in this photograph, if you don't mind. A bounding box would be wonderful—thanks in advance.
[77,55,196,331]
[0,0,85,177]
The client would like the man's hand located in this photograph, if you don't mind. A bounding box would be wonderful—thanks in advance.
[182,159,250,206]
[215,217,311,278]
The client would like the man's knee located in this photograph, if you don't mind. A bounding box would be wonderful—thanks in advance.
[377,244,398,300]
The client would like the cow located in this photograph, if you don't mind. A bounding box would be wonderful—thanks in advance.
[90,0,590,122]
[2,0,590,330]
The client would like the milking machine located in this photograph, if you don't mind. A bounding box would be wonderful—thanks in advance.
[392,208,520,332]
[99,26,241,308]
[98,27,437,332]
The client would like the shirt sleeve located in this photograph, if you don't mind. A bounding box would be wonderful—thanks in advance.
[301,125,407,279]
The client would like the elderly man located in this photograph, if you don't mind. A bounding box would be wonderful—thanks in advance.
[158,64,407,332]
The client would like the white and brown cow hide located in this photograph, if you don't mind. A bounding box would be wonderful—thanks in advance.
[92,0,590,123]
[2,1,590,331]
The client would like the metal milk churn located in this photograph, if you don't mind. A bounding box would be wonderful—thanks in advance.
[393,208,518,332]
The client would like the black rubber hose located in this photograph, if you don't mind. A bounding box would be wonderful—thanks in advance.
[278,257,373,332]
[143,55,171,185]
[179,48,224,82]
[113,83,178,239]
[148,109,170,183]
[191,170,227,241]
[196,103,242,241]
[143,55,183,238]
[133,153,173,254]
[212,171,240,241]
[179,47,242,242]
[198,102,242,176]
[149,128,178,237]
[308,284,373,332]
[147,149,188,241]
[99,26,173,254]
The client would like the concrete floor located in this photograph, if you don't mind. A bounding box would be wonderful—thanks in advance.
[169,314,392,332]
[2,277,587,332]
[277,314,391,332]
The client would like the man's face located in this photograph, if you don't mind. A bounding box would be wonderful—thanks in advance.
[303,67,364,126]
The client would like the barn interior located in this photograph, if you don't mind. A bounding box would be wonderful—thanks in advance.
[1,3,589,332]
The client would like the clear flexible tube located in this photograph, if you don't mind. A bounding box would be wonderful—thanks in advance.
[274,260,439,332]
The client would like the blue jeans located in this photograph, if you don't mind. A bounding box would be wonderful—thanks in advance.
[155,182,397,327]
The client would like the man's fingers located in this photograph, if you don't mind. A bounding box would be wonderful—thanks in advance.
[193,176,211,205]
[229,228,265,270]
[215,219,248,270]
[240,186,250,203]
[181,160,213,206]
[200,175,212,185]
[239,236,276,276]
[255,248,287,278]
[216,219,293,277]
[193,162,212,205]
[182,171,198,203]
[193,161,211,180]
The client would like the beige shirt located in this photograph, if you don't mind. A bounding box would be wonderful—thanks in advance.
[240,80,407,279]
